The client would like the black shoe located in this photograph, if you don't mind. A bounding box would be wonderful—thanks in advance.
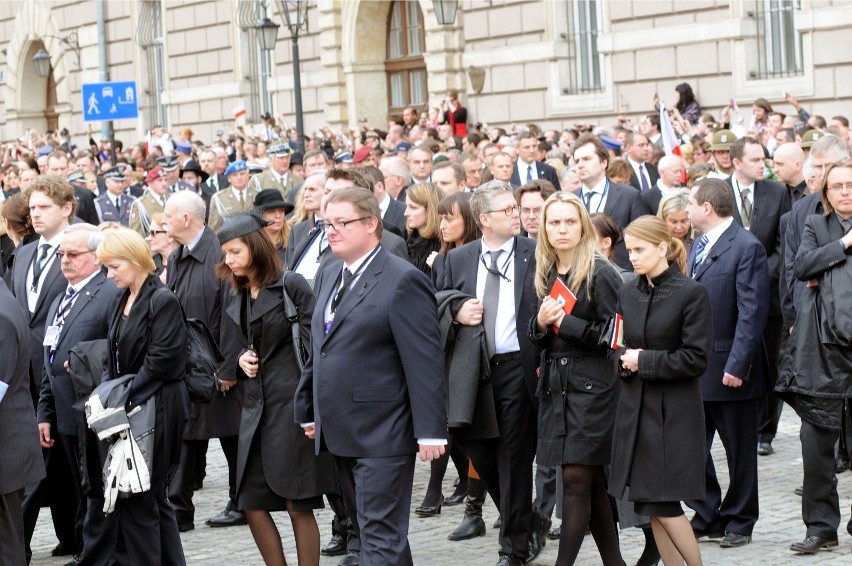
[719,532,751,548]
[757,441,774,456]
[835,456,850,474]
[635,555,660,566]
[52,541,77,557]
[338,550,360,566]
[493,516,503,529]
[526,512,550,563]
[794,486,803,496]
[178,522,195,533]
[448,515,486,541]
[547,524,560,540]
[192,479,204,491]
[414,495,443,517]
[495,554,523,566]
[445,491,466,506]
[205,509,247,528]
[321,532,347,556]
[790,535,838,554]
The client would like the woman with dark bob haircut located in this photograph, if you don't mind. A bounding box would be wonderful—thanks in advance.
[427,191,481,286]
[216,213,334,566]
[674,82,702,125]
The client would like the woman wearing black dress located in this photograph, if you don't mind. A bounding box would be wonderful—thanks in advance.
[217,213,333,566]
[610,215,712,566]
[529,192,624,565]
[97,228,188,565]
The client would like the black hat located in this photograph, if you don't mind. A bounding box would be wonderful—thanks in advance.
[216,212,271,245]
[157,155,179,171]
[253,189,295,214]
[289,152,304,167]
[179,159,210,183]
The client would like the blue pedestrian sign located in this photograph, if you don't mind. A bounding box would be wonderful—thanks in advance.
[82,81,138,122]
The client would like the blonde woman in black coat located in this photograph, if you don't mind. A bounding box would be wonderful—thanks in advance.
[529,192,624,565]
[611,216,712,566]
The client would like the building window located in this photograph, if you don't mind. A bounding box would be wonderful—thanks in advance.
[385,1,427,113]
[754,0,803,79]
[562,0,604,94]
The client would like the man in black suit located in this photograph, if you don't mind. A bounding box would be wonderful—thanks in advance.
[294,186,446,566]
[361,165,407,238]
[624,132,659,192]
[199,149,230,193]
[685,178,770,548]
[441,180,540,566]
[726,137,791,457]
[163,191,244,532]
[773,143,808,203]
[12,175,81,561]
[639,154,685,215]
[572,134,647,269]
[0,278,45,565]
[37,224,121,565]
[510,132,560,189]
[47,152,99,226]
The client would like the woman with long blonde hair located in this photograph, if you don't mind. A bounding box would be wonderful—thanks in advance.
[530,192,625,565]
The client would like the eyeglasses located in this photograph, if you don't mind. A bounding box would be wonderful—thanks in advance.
[520,207,542,217]
[321,216,372,232]
[828,183,852,193]
[149,230,167,237]
[57,250,93,259]
[485,204,520,216]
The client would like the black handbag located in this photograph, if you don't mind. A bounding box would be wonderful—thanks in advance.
[281,272,308,371]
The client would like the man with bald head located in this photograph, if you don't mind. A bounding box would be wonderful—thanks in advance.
[163,191,243,531]
[772,143,807,203]
[640,154,684,214]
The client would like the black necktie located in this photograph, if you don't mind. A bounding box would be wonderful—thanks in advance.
[583,191,594,210]
[526,165,533,183]
[31,243,51,291]
[482,250,502,358]
[331,268,354,313]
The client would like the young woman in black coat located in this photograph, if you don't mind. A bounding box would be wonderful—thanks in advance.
[217,213,333,566]
[97,228,188,566]
[611,216,712,566]
[529,192,624,565]
[404,182,444,276]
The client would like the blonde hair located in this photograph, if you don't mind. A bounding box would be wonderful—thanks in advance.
[624,215,687,274]
[405,182,444,240]
[96,227,157,274]
[657,189,690,221]
[534,192,602,298]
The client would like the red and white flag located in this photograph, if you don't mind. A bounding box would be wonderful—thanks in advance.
[659,103,681,157]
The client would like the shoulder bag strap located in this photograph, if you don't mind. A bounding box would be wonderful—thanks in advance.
[281,271,305,372]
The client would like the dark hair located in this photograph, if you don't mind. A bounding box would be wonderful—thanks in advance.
[437,192,480,253]
[645,114,660,130]
[1,193,34,238]
[811,115,827,129]
[693,177,734,217]
[605,160,633,184]
[518,131,538,143]
[572,133,609,167]
[433,161,466,184]
[674,82,697,114]
[833,115,850,128]
[516,179,556,204]
[624,131,648,148]
[465,132,482,147]
[216,229,282,291]
[327,167,373,192]
[753,98,773,114]
[589,213,621,260]
[729,136,760,164]
[24,174,77,219]
[326,186,383,241]
[776,128,796,144]
[360,165,384,186]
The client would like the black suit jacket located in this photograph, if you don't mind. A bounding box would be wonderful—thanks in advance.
[284,217,318,268]
[74,186,99,225]
[628,161,659,192]
[294,248,446,457]
[37,272,120,435]
[440,237,541,405]
[383,197,407,238]
[510,160,560,189]
[11,240,68,396]
[726,177,791,316]
[574,181,647,269]
[688,222,770,401]
[784,192,822,315]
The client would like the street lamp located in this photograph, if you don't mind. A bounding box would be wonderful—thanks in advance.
[277,0,309,148]
[32,32,81,77]
[32,49,51,78]
[434,0,459,25]
[256,17,280,51]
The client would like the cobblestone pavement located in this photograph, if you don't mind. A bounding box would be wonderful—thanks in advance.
[30,408,852,565]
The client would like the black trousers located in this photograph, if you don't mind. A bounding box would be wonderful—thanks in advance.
[687,398,760,537]
[533,463,558,520]
[463,357,537,560]
[169,435,238,523]
[78,428,118,566]
[758,317,784,442]
[800,419,841,538]
[0,488,26,566]
[334,454,415,566]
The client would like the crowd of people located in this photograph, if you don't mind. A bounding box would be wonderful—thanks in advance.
[1,82,852,566]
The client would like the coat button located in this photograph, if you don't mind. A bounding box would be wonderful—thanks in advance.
[584,382,592,390]
[546,357,552,364]
[545,388,551,396]
[561,388,566,396]
[320,352,326,358]
[560,358,567,365]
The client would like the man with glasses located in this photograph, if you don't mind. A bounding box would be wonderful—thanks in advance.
[36,224,121,565]
[516,180,556,240]
[441,180,540,566]
[295,186,446,566]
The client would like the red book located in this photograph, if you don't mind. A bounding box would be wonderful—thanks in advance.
[549,277,577,333]
[609,313,624,350]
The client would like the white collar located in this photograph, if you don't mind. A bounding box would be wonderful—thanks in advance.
[480,237,515,257]
[583,176,608,194]
[343,245,381,272]
[38,232,65,249]
[703,217,735,249]
[69,270,100,293]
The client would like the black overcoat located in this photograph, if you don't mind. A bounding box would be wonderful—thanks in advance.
[609,264,711,503]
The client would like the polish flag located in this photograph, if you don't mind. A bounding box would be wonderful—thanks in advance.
[659,103,681,157]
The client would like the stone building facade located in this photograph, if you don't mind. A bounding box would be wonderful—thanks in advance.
[1,0,850,145]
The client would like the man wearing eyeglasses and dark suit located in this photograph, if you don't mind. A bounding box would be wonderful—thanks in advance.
[440,180,540,566]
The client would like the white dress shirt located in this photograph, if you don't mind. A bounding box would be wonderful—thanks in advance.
[476,238,520,354]
[731,175,754,225]
[701,217,734,258]
[581,176,609,214]
[517,159,538,182]
[627,157,651,189]
[27,233,63,313]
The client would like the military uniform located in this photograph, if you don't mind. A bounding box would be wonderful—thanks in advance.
[96,191,136,226]
[207,186,259,231]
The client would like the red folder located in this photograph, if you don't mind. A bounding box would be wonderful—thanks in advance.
[609,313,624,350]
[549,277,577,333]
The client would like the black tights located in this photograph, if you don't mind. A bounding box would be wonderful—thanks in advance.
[556,464,623,566]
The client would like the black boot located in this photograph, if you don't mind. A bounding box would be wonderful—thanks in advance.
[526,511,550,563]
[448,478,486,541]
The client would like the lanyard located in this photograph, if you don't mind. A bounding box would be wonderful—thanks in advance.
[479,237,516,283]
[584,180,610,214]
[331,244,381,316]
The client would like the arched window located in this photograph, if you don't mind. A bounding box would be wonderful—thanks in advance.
[385,1,427,115]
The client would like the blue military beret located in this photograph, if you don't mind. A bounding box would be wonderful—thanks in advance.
[224,160,248,176]
[175,140,193,154]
